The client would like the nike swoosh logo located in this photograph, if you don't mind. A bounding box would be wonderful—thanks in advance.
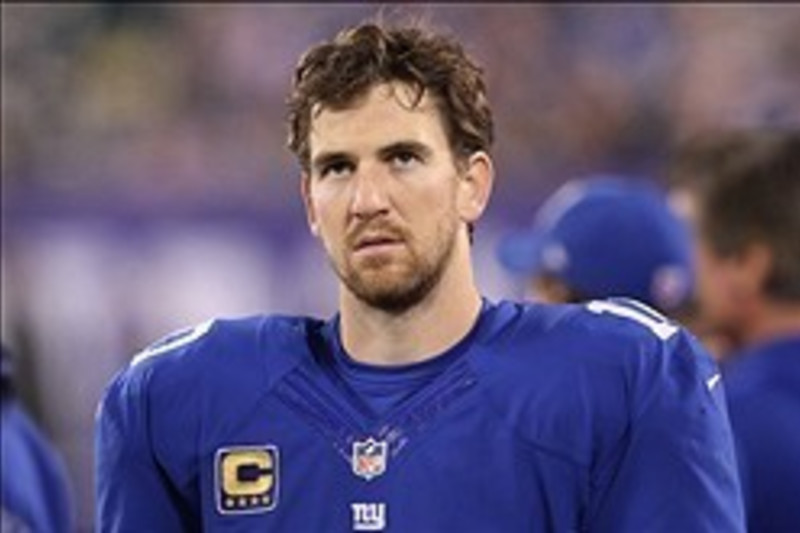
[706,373,721,391]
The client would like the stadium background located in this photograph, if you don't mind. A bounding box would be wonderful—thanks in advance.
[2,4,799,529]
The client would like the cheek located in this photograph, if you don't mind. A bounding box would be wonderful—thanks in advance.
[309,188,345,235]
[428,182,461,220]
[427,197,461,242]
[308,211,346,265]
[695,246,732,314]
[696,248,717,292]
[403,186,450,227]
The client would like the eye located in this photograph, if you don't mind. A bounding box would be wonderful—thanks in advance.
[388,150,422,170]
[319,160,354,179]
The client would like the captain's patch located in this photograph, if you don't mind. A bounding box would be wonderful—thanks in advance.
[215,445,279,514]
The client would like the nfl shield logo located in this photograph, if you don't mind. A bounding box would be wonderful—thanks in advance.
[352,437,388,480]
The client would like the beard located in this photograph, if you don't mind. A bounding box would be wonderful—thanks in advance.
[330,217,459,314]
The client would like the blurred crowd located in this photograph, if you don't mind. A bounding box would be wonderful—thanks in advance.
[4,5,799,207]
[2,4,799,530]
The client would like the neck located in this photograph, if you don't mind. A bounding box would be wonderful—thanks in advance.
[339,247,482,366]
[735,300,800,348]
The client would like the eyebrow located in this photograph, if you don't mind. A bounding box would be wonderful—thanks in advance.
[377,141,433,161]
[310,140,433,174]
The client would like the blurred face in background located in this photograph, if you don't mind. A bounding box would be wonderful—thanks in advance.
[694,241,737,328]
[301,82,482,312]
[667,186,735,359]
[693,231,769,351]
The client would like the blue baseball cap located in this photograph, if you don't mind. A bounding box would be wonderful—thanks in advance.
[497,176,694,312]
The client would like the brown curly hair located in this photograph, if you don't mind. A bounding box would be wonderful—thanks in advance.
[286,19,494,173]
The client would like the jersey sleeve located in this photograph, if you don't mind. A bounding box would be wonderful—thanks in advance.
[585,303,745,531]
[95,367,197,532]
[94,315,306,531]
[94,323,210,532]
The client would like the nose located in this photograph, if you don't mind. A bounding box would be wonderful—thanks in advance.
[350,166,390,219]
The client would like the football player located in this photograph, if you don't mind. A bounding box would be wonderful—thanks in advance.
[96,18,744,532]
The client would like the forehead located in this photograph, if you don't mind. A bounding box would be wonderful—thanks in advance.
[308,82,449,156]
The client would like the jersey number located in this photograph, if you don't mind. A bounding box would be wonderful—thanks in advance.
[131,319,214,366]
[587,300,678,341]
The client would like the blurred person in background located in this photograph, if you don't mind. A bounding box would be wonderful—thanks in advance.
[95,16,743,531]
[666,130,755,361]
[495,175,733,358]
[497,175,694,316]
[669,128,800,531]
[1,343,74,532]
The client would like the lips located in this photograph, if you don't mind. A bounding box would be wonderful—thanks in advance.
[350,225,405,253]
[354,234,403,251]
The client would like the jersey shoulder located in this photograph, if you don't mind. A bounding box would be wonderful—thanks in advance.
[97,314,324,476]
[484,297,696,374]
[97,314,321,441]
[125,314,315,386]
[475,298,719,464]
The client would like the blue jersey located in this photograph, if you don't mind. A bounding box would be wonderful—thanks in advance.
[95,298,744,532]
[722,334,800,532]
[1,399,74,533]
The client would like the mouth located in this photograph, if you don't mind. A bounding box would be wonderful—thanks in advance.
[351,228,406,256]
[354,235,403,252]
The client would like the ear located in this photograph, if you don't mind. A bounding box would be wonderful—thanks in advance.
[456,151,494,224]
[300,173,320,237]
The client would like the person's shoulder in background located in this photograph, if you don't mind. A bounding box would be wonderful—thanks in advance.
[1,343,75,533]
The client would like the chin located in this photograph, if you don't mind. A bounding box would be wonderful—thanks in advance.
[347,269,437,314]
[358,288,429,314]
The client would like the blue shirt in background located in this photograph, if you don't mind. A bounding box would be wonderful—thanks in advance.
[723,334,800,532]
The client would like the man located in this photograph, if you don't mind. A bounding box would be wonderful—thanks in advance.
[669,129,800,531]
[1,344,74,532]
[95,19,744,531]
[497,176,694,315]
[665,130,756,361]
